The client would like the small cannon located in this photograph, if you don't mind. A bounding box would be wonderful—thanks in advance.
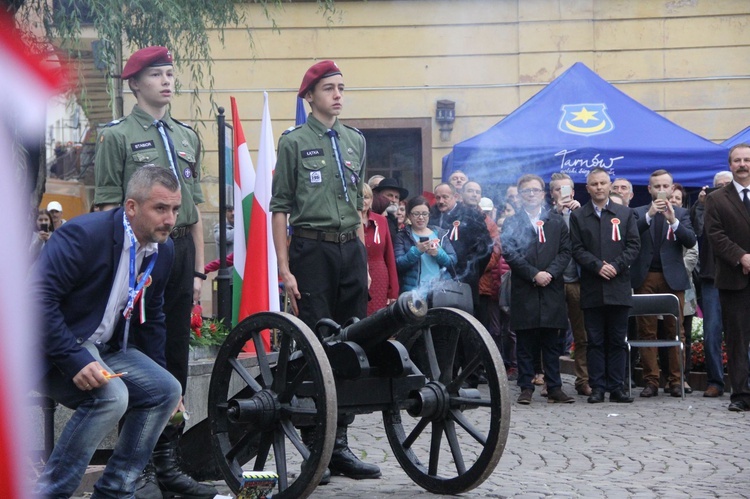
[207,292,510,498]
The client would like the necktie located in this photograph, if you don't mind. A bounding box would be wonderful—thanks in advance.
[743,188,750,215]
[326,129,350,202]
[155,120,180,180]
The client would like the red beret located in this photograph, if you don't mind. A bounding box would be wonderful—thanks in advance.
[297,60,342,98]
[121,46,173,80]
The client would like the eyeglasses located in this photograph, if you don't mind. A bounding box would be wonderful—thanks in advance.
[410,212,430,218]
[519,188,543,195]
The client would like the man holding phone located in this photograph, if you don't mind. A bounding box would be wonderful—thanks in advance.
[631,169,696,398]
[549,173,590,397]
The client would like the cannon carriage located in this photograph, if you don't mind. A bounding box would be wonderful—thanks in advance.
[207,291,510,498]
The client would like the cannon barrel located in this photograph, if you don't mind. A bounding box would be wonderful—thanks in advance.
[333,291,427,350]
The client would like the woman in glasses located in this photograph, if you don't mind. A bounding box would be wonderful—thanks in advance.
[394,196,457,296]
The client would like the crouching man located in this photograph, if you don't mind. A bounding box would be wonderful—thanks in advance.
[33,167,182,497]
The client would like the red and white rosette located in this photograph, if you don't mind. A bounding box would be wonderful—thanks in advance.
[135,274,153,324]
[611,218,621,242]
[450,220,460,241]
[536,220,546,243]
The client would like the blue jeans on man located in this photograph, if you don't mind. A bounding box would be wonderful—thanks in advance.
[516,328,563,391]
[35,342,181,498]
[701,279,725,391]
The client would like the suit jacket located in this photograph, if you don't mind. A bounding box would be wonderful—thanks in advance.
[500,209,571,331]
[630,204,696,291]
[704,183,750,290]
[429,202,492,290]
[35,208,174,380]
[570,202,640,308]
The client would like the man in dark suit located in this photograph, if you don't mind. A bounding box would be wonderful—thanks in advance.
[430,182,492,312]
[704,143,750,411]
[501,174,574,405]
[631,169,697,398]
[33,167,182,497]
[570,168,641,403]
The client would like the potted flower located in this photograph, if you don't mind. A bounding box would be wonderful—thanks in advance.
[190,304,231,359]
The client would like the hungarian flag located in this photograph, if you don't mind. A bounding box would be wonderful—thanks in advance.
[230,96,256,326]
[231,94,279,352]
[0,12,66,498]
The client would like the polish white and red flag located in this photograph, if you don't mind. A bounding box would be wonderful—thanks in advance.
[0,12,66,499]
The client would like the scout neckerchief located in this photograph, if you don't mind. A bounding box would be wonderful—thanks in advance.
[155,120,180,181]
[326,129,350,202]
[122,212,158,351]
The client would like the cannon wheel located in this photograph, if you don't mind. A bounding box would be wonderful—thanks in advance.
[208,312,336,499]
[384,307,510,495]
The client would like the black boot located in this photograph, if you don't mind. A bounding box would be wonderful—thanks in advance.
[300,427,331,485]
[153,424,219,499]
[329,426,381,479]
[134,462,162,499]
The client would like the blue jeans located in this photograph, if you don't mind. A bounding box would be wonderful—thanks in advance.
[35,342,181,498]
[701,279,725,390]
[516,328,563,391]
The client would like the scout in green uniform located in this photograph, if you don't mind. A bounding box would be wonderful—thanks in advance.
[92,46,216,499]
[270,60,381,480]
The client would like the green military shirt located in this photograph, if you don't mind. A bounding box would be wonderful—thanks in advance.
[270,114,365,233]
[93,105,204,227]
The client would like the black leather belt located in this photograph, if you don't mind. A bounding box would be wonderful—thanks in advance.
[293,227,358,244]
[170,225,191,239]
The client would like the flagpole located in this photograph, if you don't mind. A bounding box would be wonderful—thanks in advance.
[216,106,232,326]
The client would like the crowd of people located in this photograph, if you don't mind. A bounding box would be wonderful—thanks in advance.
[29,46,750,497]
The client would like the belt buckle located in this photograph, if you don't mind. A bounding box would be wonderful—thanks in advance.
[339,232,347,243]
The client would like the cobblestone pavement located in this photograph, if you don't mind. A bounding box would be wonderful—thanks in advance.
[72,374,750,498]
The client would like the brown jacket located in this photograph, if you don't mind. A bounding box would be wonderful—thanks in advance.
[704,183,750,290]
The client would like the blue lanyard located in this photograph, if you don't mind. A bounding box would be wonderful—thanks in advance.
[121,212,158,351]
[326,129,350,202]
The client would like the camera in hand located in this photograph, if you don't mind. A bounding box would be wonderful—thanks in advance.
[419,236,429,242]
[40,223,49,233]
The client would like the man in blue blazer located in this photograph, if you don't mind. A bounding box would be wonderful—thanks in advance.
[34,167,182,498]
[631,169,697,398]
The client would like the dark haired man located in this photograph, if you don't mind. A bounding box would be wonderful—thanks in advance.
[93,46,215,498]
[271,60,380,479]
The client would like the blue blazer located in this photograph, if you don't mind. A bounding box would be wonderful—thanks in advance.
[35,208,174,380]
[630,204,696,291]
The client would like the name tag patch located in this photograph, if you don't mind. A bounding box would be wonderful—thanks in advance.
[301,148,324,158]
[310,171,322,183]
[131,140,155,151]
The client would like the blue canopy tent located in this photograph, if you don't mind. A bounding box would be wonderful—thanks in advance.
[723,126,750,148]
[443,63,727,189]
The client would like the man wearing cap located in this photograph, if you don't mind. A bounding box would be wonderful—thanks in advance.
[373,177,408,242]
[47,200,67,230]
[92,46,215,498]
[270,60,381,480]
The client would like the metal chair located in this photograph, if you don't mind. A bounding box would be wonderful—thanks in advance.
[627,293,685,399]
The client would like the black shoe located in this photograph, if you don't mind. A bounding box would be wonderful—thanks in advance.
[153,427,219,498]
[587,388,605,404]
[609,389,634,403]
[329,427,381,479]
[669,384,683,398]
[134,463,162,499]
[547,388,575,404]
[517,388,533,405]
[640,384,659,398]
[728,400,750,412]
